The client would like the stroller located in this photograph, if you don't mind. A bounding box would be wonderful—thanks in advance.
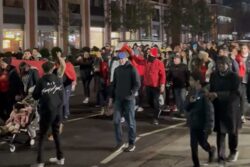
[0,95,39,152]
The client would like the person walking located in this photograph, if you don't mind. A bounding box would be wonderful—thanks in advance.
[110,52,140,152]
[186,71,216,167]
[208,56,241,166]
[31,53,65,167]
[144,47,166,125]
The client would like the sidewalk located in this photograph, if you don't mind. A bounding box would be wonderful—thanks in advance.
[139,123,250,167]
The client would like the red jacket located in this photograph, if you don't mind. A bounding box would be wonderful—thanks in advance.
[144,59,166,87]
[130,55,146,76]
[65,62,77,81]
[236,54,246,79]
[100,60,109,86]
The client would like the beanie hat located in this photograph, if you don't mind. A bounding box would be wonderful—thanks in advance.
[150,47,158,57]
[1,57,12,65]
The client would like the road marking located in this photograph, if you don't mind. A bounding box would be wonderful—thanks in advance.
[66,113,103,123]
[139,122,186,137]
[100,122,185,165]
[0,141,6,145]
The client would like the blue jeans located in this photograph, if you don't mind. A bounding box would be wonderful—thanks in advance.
[63,84,72,118]
[174,88,186,114]
[113,98,136,145]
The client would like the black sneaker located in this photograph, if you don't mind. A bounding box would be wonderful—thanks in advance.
[124,144,136,152]
[208,146,216,163]
[114,143,125,152]
[227,151,239,162]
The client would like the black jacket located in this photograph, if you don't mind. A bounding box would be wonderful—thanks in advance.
[32,74,63,119]
[111,61,140,100]
[185,90,214,131]
[21,68,39,94]
[168,63,189,89]
[210,71,241,133]
[6,65,24,98]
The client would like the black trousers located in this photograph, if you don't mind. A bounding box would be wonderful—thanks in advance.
[146,86,160,119]
[37,113,63,163]
[239,83,247,116]
[217,132,238,162]
[0,92,14,121]
[190,129,211,167]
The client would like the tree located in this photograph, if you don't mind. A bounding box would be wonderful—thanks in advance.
[110,0,154,40]
[163,0,183,45]
[163,0,212,44]
[188,0,212,40]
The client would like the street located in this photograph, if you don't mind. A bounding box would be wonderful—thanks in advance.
[1,83,250,167]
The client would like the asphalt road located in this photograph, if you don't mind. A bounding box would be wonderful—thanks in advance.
[2,82,250,167]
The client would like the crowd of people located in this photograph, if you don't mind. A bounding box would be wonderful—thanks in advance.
[0,40,249,167]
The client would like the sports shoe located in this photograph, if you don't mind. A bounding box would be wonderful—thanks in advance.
[241,116,246,123]
[83,97,89,104]
[227,151,239,162]
[208,146,216,163]
[124,144,136,152]
[218,161,226,167]
[114,143,125,152]
[30,163,45,167]
[153,119,159,125]
[137,107,144,112]
[49,157,65,165]
[120,117,125,123]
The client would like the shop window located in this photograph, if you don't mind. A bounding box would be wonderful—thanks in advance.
[37,30,57,50]
[69,29,80,49]
[3,30,23,52]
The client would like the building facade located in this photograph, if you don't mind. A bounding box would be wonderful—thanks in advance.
[0,0,170,52]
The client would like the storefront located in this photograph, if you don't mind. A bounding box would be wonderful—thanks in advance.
[3,29,23,52]
[90,27,104,48]
[37,27,57,50]
[69,28,81,49]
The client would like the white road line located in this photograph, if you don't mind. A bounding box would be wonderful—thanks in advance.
[139,122,186,137]
[100,137,141,164]
[100,122,185,165]
[66,113,103,123]
[0,141,6,145]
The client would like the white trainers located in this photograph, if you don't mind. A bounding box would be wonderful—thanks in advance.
[30,163,45,167]
[137,107,144,112]
[49,157,65,165]
[120,117,125,123]
[83,97,89,104]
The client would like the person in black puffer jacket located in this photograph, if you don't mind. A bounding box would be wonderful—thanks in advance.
[185,71,215,167]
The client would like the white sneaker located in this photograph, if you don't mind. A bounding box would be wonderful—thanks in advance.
[49,157,65,165]
[83,98,89,104]
[120,117,125,123]
[30,163,45,167]
[134,105,139,111]
[137,107,144,112]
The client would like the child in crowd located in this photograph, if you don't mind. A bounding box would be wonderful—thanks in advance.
[0,102,32,135]
[185,71,216,167]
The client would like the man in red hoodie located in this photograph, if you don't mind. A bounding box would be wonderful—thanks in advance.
[144,47,166,125]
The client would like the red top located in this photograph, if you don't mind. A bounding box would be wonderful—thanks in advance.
[130,55,146,76]
[65,62,77,81]
[236,54,246,78]
[0,71,9,92]
[144,59,166,87]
